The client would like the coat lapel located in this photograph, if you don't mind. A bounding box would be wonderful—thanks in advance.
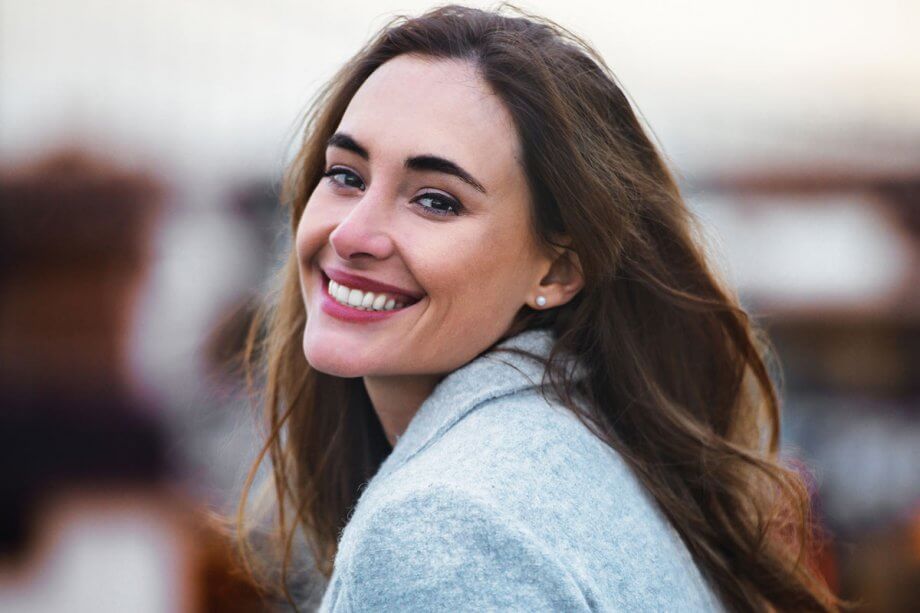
[369,327,582,484]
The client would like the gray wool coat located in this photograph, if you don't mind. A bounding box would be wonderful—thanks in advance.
[317,327,723,612]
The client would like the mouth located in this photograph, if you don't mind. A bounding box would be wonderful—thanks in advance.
[318,269,424,321]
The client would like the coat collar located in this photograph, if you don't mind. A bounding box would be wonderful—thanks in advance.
[370,327,585,484]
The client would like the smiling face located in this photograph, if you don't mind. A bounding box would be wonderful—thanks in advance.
[295,54,554,378]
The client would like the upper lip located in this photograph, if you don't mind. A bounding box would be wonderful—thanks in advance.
[322,267,425,302]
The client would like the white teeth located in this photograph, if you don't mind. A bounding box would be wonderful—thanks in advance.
[347,289,363,307]
[327,276,413,312]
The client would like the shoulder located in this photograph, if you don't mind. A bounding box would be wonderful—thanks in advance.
[323,483,591,611]
[375,387,722,611]
[402,385,646,517]
[323,386,722,611]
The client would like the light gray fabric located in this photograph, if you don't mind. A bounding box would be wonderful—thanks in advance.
[317,327,724,612]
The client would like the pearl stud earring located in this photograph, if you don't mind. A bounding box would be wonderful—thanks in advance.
[535,295,547,307]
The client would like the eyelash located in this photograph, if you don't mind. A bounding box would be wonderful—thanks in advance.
[321,166,465,217]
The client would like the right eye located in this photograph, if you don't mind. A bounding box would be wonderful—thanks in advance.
[322,167,365,190]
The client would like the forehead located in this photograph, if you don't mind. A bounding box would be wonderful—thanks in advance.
[336,54,521,182]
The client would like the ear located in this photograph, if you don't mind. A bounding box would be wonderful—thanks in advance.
[527,242,584,310]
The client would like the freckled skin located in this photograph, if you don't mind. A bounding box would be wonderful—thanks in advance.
[295,54,548,379]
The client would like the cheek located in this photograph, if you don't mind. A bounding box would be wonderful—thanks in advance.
[295,195,333,263]
[416,221,532,321]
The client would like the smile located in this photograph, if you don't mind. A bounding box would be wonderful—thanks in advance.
[328,279,406,311]
[318,269,423,323]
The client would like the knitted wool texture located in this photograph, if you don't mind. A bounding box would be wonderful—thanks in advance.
[316,328,723,612]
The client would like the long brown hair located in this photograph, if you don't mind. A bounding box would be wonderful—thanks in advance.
[237,4,839,611]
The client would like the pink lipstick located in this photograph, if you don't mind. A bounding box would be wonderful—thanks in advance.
[318,269,422,324]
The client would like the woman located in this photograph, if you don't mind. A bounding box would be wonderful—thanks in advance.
[237,4,838,611]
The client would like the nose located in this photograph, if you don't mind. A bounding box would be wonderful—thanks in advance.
[328,186,396,261]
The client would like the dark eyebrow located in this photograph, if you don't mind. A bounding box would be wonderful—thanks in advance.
[406,155,487,194]
[326,131,487,194]
[326,132,368,159]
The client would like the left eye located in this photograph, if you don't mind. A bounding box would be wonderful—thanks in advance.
[413,193,464,216]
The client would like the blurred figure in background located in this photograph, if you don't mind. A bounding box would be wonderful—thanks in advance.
[0,151,167,557]
[0,151,264,612]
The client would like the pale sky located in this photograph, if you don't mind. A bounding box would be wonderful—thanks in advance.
[1,0,918,186]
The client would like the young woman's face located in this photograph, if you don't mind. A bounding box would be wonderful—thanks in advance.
[296,54,547,378]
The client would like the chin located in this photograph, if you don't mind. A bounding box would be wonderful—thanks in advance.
[302,328,375,378]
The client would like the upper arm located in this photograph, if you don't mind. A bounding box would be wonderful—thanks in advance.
[326,485,591,612]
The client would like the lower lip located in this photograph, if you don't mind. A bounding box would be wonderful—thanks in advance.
[318,272,419,323]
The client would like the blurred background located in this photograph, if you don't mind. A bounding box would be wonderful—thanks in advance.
[1,0,917,611]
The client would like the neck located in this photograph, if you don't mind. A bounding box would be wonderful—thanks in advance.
[363,373,443,446]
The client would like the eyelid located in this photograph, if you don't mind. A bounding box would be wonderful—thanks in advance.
[415,186,456,199]
[323,164,360,176]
